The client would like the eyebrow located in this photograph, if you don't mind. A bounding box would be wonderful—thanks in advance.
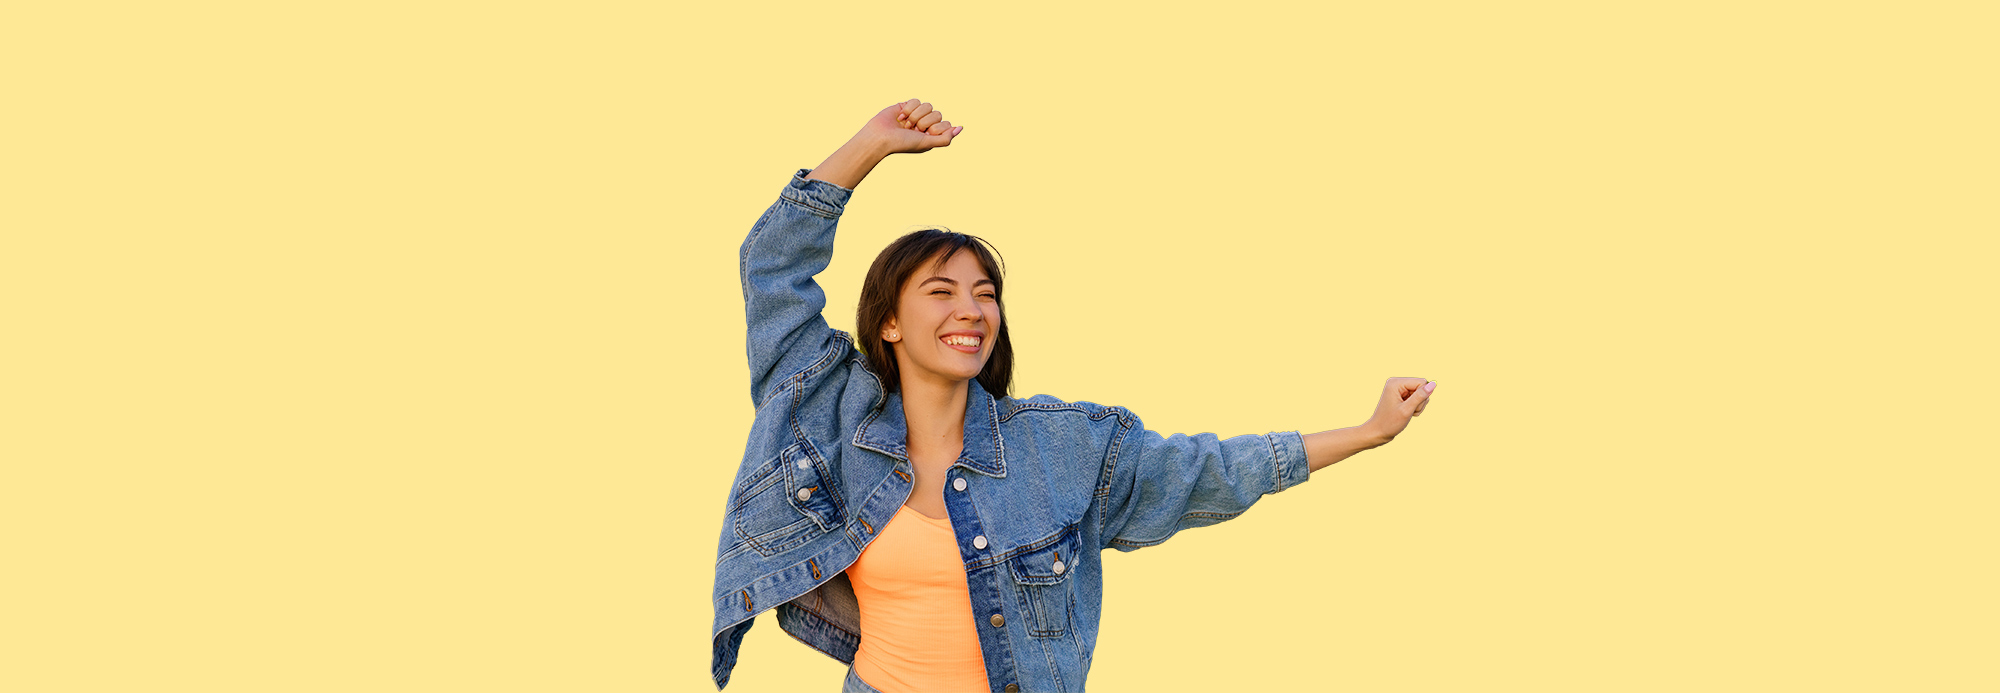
[919,277,996,289]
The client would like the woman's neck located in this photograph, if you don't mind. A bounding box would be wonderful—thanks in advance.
[900,375,968,451]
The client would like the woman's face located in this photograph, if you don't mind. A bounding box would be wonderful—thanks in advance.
[882,249,1001,391]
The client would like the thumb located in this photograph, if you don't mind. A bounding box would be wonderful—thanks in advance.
[928,126,962,146]
[1399,381,1437,416]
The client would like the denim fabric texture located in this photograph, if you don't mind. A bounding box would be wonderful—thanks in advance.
[842,665,886,693]
[712,169,1313,692]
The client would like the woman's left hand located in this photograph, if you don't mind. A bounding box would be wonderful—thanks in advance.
[1363,378,1437,444]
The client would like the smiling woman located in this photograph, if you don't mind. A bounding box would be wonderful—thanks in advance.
[712,98,1439,693]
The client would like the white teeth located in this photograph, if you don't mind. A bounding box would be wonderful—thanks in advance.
[943,335,982,347]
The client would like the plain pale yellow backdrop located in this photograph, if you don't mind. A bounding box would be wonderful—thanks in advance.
[4,1,1994,691]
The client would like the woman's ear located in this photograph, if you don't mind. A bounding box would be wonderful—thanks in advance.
[881,319,900,343]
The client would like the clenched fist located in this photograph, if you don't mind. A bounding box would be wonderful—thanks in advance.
[1363,378,1438,444]
[857,98,964,155]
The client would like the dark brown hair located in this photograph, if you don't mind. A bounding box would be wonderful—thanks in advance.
[855,227,1013,398]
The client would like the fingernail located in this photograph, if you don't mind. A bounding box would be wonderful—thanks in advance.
[1424,381,1436,392]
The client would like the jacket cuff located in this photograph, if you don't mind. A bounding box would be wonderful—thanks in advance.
[781,168,855,218]
[1268,430,1310,493]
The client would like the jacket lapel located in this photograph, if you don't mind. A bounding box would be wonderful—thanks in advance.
[852,380,1007,478]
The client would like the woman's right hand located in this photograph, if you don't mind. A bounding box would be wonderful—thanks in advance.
[1362,378,1438,445]
[858,99,963,155]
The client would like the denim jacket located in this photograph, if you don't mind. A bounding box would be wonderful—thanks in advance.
[712,169,1312,692]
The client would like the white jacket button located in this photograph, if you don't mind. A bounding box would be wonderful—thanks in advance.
[953,477,967,492]
[1053,559,1066,575]
[973,535,988,550]
[796,488,811,502]
[797,458,810,469]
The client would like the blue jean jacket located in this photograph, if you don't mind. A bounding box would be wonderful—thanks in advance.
[713,169,1312,692]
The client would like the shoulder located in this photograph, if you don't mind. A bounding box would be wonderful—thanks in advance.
[997,392,1135,428]
[756,329,873,424]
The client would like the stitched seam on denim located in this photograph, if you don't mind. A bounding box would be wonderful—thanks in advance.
[997,401,1123,424]
[852,403,907,461]
[1040,631,1070,689]
[738,517,816,555]
[972,525,1078,572]
[786,595,863,643]
[1096,420,1129,548]
[1106,509,1250,549]
[1178,511,1245,520]
[738,203,780,306]
[730,461,785,509]
[778,188,843,219]
[983,391,1007,477]
[1265,433,1284,494]
[773,330,849,412]
[786,338,853,518]
[795,330,853,383]
[757,328,840,418]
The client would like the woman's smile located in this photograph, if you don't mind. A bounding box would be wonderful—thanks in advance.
[940,331,984,354]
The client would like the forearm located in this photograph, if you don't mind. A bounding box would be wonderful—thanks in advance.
[1303,424,1388,473]
[804,135,891,191]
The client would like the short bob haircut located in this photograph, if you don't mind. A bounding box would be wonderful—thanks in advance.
[855,227,1013,398]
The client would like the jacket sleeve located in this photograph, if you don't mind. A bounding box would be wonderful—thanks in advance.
[1096,409,1312,552]
[741,168,855,409]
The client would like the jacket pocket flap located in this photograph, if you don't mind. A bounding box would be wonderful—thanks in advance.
[1008,525,1080,585]
[782,439,840,531]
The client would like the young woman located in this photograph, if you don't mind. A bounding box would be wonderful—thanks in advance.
[711,99,1439,693]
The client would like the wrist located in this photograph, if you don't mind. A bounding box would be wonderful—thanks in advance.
[805,135,891,190]
[1360,420,1392,447]
[848,132,895,160]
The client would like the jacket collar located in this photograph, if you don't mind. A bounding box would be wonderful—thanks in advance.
[853,379,1007,478]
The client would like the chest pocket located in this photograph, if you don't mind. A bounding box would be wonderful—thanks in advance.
[1008,524,1081,638]
[732,439,842,556]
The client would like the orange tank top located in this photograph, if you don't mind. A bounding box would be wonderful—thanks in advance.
[843,504,991,693]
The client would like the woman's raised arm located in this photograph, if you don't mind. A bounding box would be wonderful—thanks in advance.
[740,100,964,408]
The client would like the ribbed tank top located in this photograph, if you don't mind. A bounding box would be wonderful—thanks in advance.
[844,504,991,693]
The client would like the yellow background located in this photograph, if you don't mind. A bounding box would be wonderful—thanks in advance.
[5,1,1994,691]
